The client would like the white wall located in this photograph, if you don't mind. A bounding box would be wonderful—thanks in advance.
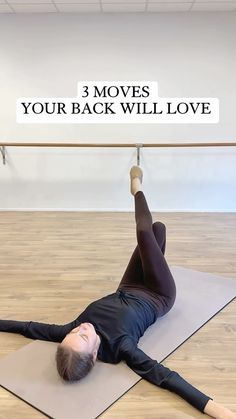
[0,13,235,211]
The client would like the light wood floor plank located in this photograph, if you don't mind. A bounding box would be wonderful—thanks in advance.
[0,212,235,418]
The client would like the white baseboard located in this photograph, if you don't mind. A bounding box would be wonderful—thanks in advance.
[0,208,235,212]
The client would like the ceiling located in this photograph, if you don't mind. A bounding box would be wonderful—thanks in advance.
[0,0,236,14]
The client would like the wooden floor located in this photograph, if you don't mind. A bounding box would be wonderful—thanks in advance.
[0,211,235,419]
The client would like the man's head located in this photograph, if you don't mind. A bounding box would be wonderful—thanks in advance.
[56,323,101,382]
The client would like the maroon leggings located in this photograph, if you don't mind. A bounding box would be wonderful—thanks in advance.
[117,191,176,317]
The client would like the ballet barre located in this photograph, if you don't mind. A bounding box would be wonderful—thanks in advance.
[0,141,236,166]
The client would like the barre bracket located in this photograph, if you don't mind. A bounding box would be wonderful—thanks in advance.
[0,146,6,165]
[135,143,143,166]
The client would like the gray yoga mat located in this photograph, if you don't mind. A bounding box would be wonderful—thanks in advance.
[0,266,235,419]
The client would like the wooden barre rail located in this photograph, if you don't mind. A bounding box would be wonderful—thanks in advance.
[1,142,236,147]
[1,141,236,165]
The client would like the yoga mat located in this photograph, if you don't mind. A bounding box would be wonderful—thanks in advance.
[0,266,235,419]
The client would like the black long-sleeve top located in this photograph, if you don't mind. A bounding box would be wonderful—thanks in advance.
[0,289,212,412]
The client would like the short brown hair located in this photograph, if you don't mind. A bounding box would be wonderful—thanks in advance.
[56,344,94,382]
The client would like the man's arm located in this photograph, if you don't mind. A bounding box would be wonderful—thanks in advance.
[0,319,75,342]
